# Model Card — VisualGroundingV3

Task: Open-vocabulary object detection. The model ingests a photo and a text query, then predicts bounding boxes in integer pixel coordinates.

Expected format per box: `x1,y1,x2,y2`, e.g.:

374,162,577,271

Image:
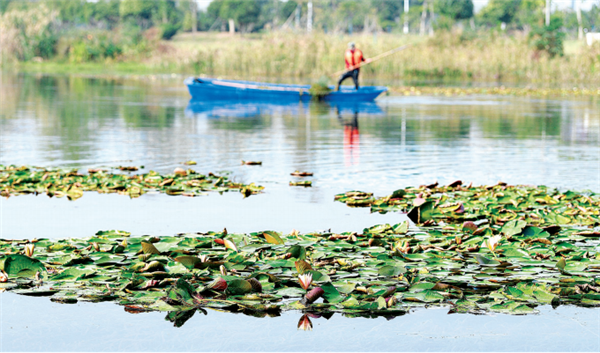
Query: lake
1,73,599,351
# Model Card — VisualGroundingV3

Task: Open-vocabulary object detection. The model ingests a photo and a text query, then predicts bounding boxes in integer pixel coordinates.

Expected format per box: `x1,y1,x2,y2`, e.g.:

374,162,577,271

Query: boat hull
185,77,386,102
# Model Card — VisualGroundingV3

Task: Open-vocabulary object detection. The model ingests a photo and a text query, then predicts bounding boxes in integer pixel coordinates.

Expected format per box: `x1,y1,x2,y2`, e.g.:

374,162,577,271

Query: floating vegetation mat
0,165,264,200
335,181,600,227
391,86,600,98
1,218,599,323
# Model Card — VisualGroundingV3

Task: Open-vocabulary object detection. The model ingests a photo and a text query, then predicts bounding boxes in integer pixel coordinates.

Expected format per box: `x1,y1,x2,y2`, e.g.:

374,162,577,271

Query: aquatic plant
1,214,599,323
335,181,600,227
0,165,264,200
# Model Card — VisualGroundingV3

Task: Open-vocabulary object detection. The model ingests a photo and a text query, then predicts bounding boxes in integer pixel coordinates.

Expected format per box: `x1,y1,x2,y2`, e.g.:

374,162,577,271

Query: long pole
545,0,551,26
331,44,410,77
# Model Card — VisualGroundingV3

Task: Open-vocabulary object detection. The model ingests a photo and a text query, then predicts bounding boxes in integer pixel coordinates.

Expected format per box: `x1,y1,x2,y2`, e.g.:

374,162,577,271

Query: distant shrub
35,33,58,59
530,16,565,58
67,31,123,62
160,23,180,40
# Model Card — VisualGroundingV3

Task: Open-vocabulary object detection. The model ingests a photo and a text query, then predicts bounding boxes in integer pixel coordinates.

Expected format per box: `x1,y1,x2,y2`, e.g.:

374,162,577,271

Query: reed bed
142,31,600,85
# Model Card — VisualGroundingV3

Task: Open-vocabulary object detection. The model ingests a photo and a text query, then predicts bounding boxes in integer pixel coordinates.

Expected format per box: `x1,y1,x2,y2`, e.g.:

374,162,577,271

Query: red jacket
345,49,365,69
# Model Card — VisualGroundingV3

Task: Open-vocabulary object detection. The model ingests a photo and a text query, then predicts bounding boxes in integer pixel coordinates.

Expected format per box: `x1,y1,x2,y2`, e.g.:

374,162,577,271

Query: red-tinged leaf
214,239,225,245
301,287,324,305
206,277,228,291
124,305,147,314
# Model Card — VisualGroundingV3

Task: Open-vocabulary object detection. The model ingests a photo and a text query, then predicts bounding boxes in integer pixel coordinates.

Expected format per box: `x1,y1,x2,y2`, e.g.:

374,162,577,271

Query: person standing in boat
337,42,371,91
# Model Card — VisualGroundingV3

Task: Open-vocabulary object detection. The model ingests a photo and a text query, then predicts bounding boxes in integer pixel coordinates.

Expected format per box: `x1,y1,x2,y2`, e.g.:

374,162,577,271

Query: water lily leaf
502,220,527,237
340,297,360,308
320,282,343,303
275,287,306,298
227,279,253,295
405,289,445,303
1,254,46,278
287,245,306,260
167,278,195,306
391,189,406,199
263,231,285,245
407,201,434,224
333,282,356,294
50,267,95,281
378,265,406,277
474,254,500,266
392,221,409,234
141,242,160,255
295,260,313,274
223,239,238,252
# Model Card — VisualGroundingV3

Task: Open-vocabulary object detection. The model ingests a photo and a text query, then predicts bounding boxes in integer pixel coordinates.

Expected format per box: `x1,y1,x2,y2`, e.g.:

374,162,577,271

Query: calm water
1,73,599,351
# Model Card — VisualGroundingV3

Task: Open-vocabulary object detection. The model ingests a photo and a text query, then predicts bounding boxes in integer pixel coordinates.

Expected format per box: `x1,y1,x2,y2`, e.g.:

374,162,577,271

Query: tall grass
9,31,600,85
143,31,600,85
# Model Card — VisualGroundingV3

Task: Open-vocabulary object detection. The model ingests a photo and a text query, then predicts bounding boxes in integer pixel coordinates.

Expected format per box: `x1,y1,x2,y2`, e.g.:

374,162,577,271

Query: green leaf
378,265,406,277
320,282,343,303
405,289,445,303
473,254,500,266
407,201,434,224
263,231,285,245
141,242,160,255
392,221,409,234
227,279,253,295
287,245,306,260
501,220,527,237
1,254,46,278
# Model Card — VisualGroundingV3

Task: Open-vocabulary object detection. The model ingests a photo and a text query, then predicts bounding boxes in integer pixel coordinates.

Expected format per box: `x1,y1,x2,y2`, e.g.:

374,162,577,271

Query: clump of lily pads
0,165,264,200
1,215,599,325
335,181,599,227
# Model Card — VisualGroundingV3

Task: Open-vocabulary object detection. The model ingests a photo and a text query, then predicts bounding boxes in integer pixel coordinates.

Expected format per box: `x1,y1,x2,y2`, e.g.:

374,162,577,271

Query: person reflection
338,107,360,166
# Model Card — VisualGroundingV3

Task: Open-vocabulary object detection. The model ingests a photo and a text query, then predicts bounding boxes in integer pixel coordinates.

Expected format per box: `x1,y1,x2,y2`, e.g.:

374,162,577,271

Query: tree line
0,0,597,63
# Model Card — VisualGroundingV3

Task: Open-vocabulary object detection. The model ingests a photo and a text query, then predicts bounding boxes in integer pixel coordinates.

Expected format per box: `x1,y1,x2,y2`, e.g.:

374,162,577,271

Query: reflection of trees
0,73,186,164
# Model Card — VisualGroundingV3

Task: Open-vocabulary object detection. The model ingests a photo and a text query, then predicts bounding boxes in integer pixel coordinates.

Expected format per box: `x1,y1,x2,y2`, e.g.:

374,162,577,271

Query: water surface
1,73,599,351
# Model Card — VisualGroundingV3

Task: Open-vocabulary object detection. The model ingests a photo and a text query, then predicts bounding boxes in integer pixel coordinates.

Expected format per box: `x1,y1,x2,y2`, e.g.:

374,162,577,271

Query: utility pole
191,0,197,33
545,0,551,26
420,0,427,36
404,0,409,34
576,0,583,40
307,1,313,33
428,0,434,36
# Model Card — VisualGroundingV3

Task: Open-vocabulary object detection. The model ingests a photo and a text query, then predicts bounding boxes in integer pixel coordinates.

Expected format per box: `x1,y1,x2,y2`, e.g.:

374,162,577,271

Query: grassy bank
7,31,600,87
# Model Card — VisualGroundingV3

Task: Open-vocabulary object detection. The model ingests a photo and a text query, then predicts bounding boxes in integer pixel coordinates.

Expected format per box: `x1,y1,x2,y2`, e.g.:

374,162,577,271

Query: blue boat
184,77,387,102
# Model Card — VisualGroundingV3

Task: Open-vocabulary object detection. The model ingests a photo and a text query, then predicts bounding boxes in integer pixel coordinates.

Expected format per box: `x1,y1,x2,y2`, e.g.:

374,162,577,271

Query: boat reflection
185,100,383,168
185,99,383,120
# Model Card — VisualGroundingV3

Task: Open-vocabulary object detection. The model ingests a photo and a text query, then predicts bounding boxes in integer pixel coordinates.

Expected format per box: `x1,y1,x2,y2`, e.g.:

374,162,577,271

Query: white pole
545,0,551,26
307,1,313,33
576,0,583,40
404,0,409,34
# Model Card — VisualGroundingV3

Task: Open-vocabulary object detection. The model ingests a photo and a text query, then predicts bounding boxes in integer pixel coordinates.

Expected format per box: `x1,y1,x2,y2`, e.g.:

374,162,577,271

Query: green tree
478,0,521,26
436,0,473,20
530,15,565,58
373,0,401,31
